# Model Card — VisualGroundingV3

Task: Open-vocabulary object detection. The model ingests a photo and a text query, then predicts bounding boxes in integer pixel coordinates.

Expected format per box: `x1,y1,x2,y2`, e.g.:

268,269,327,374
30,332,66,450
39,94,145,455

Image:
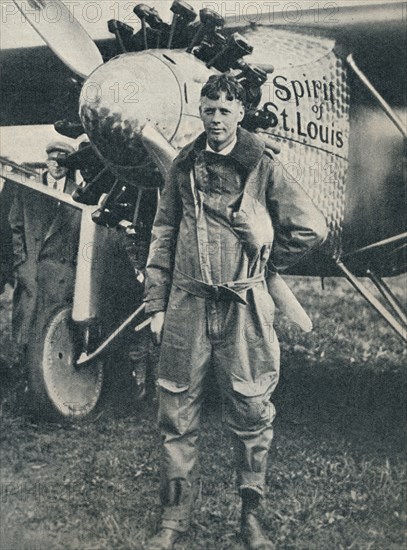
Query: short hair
200,74,246,104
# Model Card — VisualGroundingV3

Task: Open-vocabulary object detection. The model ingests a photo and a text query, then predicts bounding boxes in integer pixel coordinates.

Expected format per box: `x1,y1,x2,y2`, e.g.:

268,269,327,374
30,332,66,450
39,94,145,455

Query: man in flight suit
144,74,327,549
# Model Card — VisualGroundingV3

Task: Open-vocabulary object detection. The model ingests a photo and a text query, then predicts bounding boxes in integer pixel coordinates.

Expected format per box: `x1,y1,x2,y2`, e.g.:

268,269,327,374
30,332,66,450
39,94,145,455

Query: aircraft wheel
27,306,104,421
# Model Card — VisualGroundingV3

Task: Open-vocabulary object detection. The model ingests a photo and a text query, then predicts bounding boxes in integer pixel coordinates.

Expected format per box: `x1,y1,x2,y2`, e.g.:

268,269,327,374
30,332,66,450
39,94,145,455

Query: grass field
0,276,406,550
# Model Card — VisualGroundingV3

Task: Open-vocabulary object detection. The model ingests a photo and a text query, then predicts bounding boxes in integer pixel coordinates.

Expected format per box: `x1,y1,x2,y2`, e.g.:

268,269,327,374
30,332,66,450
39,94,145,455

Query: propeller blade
140,124,178,180
12,0,103,78
267,273,313,333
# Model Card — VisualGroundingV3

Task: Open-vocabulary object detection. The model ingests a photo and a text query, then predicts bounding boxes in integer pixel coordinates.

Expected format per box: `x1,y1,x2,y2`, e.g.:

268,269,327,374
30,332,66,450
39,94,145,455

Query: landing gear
27,306,104,421
336,261,407,342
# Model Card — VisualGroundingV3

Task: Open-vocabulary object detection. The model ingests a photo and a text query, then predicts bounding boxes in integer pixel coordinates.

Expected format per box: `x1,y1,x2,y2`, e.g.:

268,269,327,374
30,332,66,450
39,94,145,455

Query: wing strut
347,54,407,139
336,260,407,342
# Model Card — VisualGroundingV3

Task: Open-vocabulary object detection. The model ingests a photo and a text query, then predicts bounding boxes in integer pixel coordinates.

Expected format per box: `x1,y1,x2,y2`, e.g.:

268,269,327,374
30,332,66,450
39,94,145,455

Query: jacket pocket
231,193,274,259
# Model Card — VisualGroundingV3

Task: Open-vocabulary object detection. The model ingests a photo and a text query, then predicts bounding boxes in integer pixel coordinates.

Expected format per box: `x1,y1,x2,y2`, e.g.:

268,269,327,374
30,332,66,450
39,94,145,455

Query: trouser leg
128,335,150,401
212,288,279,497
221,378,276,497
158,347,211,532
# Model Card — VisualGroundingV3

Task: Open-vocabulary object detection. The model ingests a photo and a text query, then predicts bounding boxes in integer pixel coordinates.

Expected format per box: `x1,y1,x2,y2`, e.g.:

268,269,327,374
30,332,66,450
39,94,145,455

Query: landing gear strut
336,261,407,343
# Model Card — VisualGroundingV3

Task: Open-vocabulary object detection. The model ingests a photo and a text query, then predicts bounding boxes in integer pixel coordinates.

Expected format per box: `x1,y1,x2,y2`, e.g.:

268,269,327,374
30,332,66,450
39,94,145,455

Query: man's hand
150,311,165,345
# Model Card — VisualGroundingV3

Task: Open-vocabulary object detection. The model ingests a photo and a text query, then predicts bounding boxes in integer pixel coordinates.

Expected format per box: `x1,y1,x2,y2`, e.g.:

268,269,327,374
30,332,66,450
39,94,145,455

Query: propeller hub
79,52,182,180
79,50,214,185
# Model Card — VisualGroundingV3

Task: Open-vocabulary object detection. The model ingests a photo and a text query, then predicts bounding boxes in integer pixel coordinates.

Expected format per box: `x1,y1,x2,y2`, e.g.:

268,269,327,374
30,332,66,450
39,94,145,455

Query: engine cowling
79,50,215,187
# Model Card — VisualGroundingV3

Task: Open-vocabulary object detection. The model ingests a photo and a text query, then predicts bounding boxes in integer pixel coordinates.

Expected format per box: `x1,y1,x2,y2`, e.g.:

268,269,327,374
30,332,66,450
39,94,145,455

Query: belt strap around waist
172,270,265,305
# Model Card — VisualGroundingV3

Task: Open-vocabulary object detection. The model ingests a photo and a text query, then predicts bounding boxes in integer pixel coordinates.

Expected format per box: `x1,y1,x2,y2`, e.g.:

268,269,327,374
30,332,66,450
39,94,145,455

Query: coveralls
144,128,327,531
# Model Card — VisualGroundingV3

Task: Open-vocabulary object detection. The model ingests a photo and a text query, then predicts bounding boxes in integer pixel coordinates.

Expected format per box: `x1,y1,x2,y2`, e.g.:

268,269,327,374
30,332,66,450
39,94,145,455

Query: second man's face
199,92,245,152
46,152,68,180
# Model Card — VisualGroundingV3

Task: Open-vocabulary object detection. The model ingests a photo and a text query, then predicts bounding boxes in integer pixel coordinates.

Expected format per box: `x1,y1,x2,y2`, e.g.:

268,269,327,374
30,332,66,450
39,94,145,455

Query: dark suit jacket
8,172,81,345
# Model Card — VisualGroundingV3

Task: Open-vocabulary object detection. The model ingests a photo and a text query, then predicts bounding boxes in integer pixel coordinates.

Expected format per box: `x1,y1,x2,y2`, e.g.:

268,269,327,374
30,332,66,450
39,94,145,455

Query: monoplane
0,0,405,420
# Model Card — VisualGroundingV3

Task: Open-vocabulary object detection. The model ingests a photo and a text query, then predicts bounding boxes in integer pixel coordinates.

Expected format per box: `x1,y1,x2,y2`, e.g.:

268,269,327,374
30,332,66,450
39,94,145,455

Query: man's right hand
150,311,165,345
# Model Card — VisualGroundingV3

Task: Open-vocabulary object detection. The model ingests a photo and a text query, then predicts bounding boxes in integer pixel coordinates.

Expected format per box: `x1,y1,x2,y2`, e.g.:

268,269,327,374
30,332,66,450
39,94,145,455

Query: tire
26,306,104,422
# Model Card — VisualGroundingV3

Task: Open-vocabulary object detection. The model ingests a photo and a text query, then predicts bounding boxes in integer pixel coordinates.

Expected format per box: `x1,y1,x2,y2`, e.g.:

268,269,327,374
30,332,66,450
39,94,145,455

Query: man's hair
200,74,246,104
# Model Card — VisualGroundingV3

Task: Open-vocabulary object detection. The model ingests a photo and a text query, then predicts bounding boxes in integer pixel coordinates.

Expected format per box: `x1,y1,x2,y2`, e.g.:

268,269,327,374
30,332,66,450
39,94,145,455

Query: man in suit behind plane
9,141,80,352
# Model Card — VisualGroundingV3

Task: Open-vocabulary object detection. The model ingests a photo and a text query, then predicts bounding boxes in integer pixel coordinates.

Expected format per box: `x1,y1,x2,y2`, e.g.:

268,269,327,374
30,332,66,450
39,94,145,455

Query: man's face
199,92,245,152
46,152,68,180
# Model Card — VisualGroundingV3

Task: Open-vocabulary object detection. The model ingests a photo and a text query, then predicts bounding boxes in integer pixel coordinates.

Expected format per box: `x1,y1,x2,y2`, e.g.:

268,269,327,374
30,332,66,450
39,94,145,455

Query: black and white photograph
0,1,406,548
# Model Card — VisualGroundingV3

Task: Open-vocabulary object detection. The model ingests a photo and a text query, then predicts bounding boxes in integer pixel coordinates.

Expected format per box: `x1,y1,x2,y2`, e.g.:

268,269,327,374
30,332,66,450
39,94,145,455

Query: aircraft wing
0,38,117,127
222,0,405,34
0,45,78,126
0,0,405,126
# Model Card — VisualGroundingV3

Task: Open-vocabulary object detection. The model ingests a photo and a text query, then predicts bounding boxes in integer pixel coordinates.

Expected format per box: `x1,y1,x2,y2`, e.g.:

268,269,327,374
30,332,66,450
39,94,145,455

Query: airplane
0,0,405,421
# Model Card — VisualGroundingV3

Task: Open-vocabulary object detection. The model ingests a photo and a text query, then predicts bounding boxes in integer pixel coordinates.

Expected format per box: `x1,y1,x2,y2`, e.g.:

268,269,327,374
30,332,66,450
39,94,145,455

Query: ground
0,276,406,550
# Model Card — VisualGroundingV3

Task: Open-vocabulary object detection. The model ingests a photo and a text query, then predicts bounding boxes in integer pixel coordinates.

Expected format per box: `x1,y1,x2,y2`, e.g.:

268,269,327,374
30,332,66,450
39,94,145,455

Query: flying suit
144,127,327,531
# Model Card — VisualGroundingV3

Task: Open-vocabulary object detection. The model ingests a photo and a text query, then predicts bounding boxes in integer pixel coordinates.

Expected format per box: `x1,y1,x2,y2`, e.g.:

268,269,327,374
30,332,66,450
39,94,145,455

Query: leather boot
145,528,181,550
240,489,274,550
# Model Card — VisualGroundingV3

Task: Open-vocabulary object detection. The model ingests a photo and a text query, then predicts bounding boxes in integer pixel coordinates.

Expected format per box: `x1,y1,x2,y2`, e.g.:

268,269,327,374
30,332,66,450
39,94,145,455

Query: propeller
140,124,177,180
12,0,103,79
